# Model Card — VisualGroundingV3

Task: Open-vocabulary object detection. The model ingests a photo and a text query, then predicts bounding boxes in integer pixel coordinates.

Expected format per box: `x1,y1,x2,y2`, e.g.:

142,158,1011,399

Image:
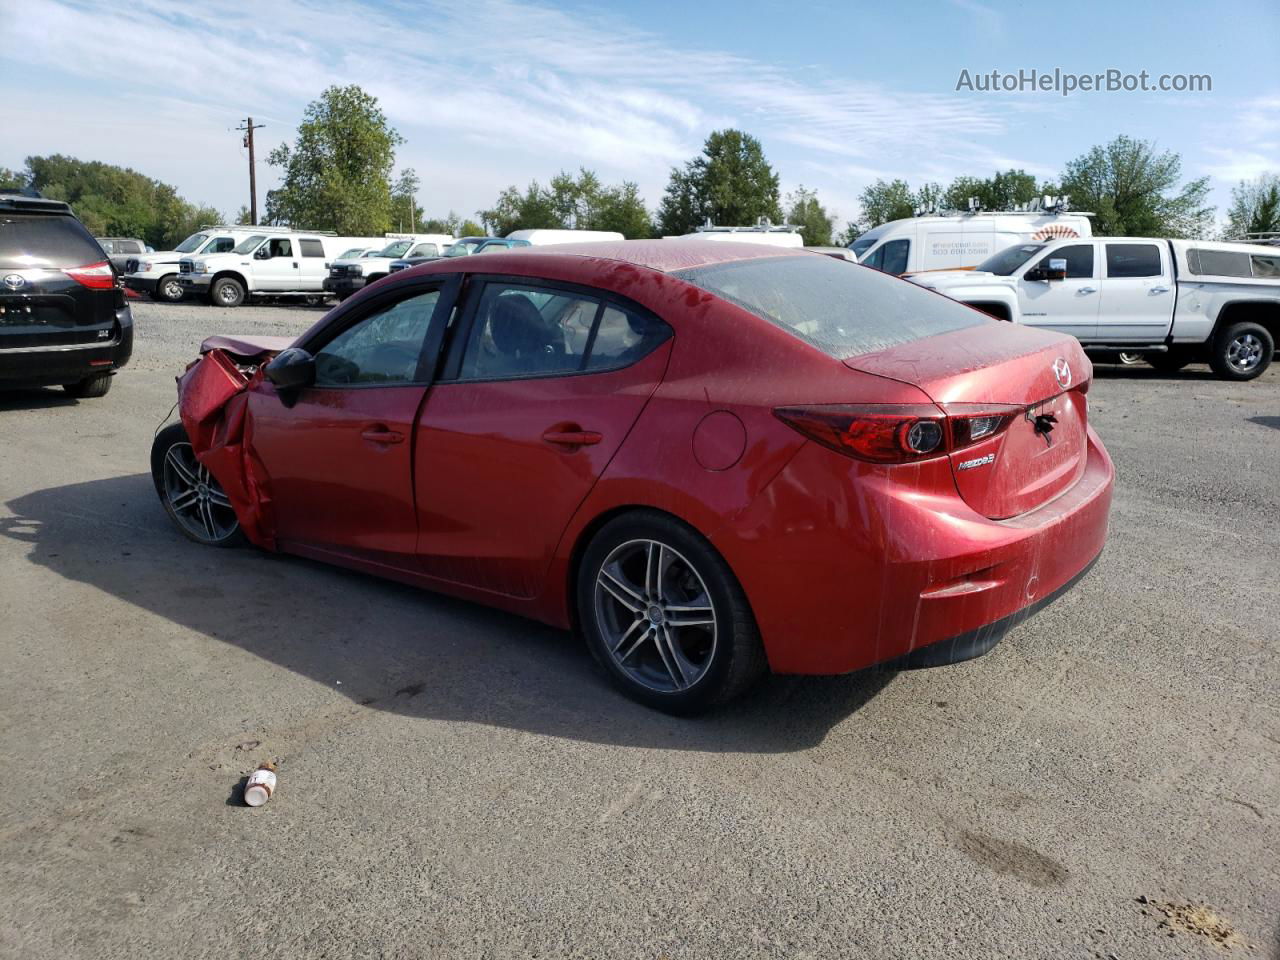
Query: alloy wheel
1226,333,1264,374
161,442,239,543
593,538,718,693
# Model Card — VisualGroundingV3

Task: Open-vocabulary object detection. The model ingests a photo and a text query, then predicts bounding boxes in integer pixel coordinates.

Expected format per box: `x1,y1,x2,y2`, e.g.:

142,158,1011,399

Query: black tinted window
676,255,986,359
1036,244,1094,279
315,289,440,385
1187,249,1251,277
0,214,104,269
880,239,909,274
299,239,325,257
1106,243,1161,278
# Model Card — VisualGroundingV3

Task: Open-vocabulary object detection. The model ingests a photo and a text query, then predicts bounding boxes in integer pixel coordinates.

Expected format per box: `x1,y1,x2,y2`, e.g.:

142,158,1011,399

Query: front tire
576,511,766,713
63,372,113,398
152,274,184,303
1147,352,1191,374
150,423,244,547
211,277,245,308
1210,322,1273,381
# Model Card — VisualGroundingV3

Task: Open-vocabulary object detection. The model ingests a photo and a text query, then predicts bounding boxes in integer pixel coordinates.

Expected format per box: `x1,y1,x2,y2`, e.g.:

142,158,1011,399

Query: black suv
0,193,133,398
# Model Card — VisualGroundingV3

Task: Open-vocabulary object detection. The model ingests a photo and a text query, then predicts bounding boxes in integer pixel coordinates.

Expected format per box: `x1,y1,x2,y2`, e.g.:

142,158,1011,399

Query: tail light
63,261,115,290
775,403,1020,464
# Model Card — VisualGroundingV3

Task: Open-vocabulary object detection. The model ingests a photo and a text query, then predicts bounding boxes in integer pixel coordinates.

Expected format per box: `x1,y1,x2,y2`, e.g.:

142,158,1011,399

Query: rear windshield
0,213,105,269
675,255,986,359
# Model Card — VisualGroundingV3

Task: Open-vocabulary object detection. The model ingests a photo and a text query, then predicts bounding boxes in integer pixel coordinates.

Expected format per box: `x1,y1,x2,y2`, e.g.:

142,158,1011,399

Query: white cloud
4,0,1043,224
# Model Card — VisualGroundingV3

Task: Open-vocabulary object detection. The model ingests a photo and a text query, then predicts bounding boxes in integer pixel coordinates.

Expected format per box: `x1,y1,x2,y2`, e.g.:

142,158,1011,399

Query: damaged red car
151,241,1113,712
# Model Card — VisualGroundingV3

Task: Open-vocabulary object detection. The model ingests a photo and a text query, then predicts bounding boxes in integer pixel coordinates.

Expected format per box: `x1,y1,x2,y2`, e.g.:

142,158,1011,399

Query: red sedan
152,241,1113,712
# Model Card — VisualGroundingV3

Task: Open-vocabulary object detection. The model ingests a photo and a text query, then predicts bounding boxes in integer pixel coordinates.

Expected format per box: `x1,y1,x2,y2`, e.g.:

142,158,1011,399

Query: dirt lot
1,300,1277,959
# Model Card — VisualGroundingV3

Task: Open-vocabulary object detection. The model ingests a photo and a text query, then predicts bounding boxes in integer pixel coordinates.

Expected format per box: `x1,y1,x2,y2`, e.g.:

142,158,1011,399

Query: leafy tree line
849,135,1222,241
0,156,221,250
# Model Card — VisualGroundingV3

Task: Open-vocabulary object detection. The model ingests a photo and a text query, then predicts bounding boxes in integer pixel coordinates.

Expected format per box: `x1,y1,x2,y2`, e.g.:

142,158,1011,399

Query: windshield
337,247,366,260
232,234,267,255
676,254,985,359
975,243,1045,276
848,234,879,258
377,240,414,257
444,239,485,257
175,232,209,254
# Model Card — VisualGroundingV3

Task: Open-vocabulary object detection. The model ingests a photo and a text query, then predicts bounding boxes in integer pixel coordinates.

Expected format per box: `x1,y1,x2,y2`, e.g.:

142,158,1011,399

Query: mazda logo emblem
1052,357,1072,389
3,274,24,290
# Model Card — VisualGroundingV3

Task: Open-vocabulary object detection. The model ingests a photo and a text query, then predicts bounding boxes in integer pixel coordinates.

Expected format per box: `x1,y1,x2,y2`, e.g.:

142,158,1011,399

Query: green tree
0,167,25,190
845,179,915,239
422,212,486,237
785,186,835,245
12,154,220,248
1224,173,1280,238
942,169,1043,212
1058,135,1213,237
479,169,651,238
265,85,404,234
234,205,253,225
391,168,424,232
657,129,782,235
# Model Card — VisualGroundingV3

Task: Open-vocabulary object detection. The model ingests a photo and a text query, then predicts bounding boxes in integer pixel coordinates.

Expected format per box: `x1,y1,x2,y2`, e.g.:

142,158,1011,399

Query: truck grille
329,265,349,278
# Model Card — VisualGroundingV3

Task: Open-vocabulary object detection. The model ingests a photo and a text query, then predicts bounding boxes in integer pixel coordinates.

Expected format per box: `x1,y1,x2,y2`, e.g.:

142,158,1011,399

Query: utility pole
236,117,265,225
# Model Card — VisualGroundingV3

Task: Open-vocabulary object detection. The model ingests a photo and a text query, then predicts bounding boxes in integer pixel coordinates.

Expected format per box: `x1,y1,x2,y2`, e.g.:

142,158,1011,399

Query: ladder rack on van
695,218,802,234
1233,232,1280,247
912,196,1093,219
196,224,338,235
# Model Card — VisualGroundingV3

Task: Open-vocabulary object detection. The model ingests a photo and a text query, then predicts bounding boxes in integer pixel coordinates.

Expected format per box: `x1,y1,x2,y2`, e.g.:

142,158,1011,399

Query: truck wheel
1117,352,1144,365
152,275,184,303
1210,322,1273,381
211,277,245,308
63,372,113,398
1147,352,1191,374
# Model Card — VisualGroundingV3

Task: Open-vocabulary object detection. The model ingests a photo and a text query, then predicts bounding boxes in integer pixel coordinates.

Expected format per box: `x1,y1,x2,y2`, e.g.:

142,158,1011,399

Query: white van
177,231,384,307
850,208,1093,276
123,225,281,302
505,229,624,245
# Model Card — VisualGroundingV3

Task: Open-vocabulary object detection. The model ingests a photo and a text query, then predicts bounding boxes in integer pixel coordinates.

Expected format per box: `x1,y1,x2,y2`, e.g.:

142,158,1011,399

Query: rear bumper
0,307,134,385
726,425,1114,675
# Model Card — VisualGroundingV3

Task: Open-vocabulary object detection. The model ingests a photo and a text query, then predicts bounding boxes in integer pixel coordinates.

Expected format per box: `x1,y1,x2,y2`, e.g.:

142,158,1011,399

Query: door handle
1150,285,1170,294
1078,286,1097,294
361,426,404,445
542,428,603,448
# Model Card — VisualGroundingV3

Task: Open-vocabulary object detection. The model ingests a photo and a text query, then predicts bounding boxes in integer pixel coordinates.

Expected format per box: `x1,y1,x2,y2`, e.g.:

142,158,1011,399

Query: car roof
451,238,809,275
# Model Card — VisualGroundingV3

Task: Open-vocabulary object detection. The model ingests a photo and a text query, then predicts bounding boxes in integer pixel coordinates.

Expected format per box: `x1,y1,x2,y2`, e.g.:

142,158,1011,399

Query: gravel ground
1,300,1277,959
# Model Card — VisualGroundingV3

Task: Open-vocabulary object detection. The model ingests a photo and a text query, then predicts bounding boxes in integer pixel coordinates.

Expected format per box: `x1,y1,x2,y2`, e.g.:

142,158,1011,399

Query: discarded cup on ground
243,762,278,807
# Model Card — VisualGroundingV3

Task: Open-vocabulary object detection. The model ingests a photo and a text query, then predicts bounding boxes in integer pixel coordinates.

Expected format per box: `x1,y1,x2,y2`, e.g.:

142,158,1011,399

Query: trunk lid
844,324,1091,520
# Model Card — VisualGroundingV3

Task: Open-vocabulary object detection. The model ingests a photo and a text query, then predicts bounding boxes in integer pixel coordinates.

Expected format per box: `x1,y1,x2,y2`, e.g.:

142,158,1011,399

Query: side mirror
1045,258,1068,281
264,347,315,405
254,246,272,260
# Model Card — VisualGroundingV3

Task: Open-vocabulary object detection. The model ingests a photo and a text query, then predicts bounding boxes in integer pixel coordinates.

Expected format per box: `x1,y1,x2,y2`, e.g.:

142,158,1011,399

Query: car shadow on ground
1248,415,1280,431
1090,363,1223,381
0,387,82,410
2,473,895,754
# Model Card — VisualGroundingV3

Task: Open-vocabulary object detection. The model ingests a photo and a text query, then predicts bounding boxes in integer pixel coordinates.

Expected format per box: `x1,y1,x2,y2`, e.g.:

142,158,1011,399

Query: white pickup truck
911,237,1280,380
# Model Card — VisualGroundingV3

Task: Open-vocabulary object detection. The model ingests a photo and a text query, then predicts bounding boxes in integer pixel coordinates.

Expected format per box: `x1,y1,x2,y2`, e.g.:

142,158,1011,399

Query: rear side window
1250,254,1280,278
676,254,985,359
585,306,669,370
208,237,236,254
1187,248,1251,277
0,214,105,269
1106,243,1162,278
299,239,325,257
1035,244,1094,279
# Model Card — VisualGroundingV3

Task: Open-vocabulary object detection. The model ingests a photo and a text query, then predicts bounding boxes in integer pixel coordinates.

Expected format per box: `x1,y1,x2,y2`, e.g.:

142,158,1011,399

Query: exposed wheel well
1215,301,1280,343
967,301,1012,322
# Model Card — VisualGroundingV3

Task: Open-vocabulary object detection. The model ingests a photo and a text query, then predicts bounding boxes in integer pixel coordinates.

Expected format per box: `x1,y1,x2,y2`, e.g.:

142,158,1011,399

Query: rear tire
576,511,766,714
211,277,245,308
1210,322,1273,381
150,422,245,547
63,373,113,398
152,274,184,303
1117,351,1144,365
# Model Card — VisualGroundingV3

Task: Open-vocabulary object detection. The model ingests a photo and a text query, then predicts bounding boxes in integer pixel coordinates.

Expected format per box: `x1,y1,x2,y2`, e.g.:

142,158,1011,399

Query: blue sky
3,0,1277,231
